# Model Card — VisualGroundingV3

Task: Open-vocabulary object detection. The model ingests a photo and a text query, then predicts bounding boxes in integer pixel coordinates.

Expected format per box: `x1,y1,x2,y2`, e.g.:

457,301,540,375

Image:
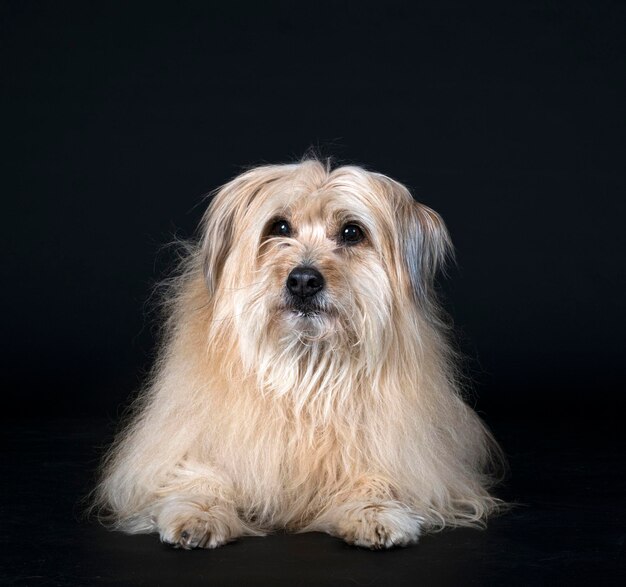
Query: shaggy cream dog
94,159,503,549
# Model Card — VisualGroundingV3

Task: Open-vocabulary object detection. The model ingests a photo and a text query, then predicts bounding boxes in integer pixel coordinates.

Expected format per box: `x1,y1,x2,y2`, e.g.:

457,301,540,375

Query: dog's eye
269,219,291,237
340,224,364,245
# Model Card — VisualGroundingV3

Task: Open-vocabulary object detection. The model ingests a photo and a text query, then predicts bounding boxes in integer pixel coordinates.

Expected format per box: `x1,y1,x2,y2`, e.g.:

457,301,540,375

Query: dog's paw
161,513,235,549
156,498,243,549
335,503,424,550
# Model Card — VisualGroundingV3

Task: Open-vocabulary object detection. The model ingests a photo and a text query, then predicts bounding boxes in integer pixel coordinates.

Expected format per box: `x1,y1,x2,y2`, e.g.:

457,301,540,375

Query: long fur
93,159,504,549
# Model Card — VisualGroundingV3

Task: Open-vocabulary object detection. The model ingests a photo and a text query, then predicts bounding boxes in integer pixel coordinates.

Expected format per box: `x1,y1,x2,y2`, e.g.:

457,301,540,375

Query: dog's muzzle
286,265,325,315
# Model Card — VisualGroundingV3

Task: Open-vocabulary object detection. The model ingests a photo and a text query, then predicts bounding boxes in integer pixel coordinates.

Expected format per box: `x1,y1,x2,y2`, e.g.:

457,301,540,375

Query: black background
2,1,625,585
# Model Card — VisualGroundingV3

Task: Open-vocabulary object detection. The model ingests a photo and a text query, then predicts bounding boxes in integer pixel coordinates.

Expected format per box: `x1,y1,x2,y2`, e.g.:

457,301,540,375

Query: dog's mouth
290,309,322,318
280,298,330,319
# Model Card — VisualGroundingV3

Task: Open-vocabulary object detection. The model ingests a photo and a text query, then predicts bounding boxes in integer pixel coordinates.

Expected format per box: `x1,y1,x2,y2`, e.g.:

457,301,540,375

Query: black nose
286,266,325,298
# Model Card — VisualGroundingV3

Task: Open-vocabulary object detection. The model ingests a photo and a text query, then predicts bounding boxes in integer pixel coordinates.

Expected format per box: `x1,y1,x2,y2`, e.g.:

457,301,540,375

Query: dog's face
201,161,450,394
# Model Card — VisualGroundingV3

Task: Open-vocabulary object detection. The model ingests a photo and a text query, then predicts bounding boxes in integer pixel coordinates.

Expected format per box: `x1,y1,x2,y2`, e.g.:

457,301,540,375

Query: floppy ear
199,166,286,295
398,197,453,305
200,187,236,297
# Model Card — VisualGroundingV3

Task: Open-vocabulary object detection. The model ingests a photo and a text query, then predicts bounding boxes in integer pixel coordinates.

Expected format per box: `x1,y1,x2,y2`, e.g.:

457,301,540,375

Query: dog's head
200,160,451,394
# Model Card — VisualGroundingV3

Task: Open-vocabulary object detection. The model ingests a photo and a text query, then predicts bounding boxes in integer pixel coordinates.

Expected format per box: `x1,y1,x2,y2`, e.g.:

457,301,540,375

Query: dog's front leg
148,459,260,549
308,477,424,549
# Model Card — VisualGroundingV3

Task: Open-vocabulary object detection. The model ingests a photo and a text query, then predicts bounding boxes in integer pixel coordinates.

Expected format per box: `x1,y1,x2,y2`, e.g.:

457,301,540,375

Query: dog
94,159,503,550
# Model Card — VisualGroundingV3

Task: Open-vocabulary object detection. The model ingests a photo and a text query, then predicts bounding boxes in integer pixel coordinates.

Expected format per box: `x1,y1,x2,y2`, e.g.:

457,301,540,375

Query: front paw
156,498,243,550
161,514,233,549
335,502,424,550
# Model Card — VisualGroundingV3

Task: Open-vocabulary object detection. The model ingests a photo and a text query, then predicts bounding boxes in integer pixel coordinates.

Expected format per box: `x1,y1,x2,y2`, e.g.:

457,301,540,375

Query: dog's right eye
269,219,291,237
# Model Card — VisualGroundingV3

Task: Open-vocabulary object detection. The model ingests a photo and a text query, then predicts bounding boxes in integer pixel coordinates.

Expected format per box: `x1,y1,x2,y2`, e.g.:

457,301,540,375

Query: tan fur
93,159,504,549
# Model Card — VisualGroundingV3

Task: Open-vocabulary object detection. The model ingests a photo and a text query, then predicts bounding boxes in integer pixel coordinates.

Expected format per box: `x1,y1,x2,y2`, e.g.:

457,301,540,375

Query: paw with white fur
333,502,424,550
155,496,249,550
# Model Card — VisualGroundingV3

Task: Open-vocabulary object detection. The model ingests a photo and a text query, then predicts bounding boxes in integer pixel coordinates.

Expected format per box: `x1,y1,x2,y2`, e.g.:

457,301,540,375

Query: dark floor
1,417,624,586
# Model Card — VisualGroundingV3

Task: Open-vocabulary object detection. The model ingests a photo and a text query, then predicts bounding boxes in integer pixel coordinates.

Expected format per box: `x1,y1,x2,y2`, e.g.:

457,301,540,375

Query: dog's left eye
269,219,292,237
340,224,364,245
